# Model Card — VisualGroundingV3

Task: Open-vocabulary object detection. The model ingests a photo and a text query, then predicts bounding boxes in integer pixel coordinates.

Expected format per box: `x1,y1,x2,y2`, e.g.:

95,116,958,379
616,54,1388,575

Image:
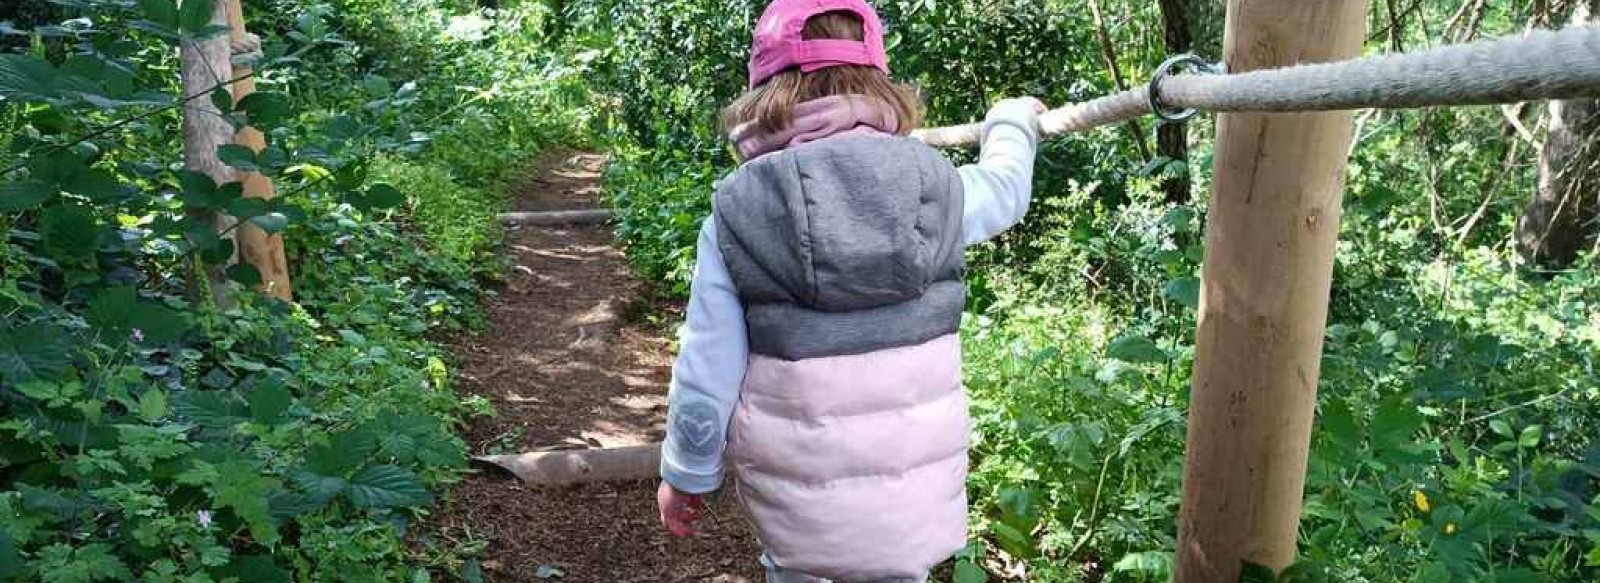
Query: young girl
657,1,1042,581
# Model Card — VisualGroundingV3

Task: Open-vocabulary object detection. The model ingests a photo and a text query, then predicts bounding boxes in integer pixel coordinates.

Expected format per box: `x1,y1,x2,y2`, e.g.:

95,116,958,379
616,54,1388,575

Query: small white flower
131,328,145,342
196,509,213,528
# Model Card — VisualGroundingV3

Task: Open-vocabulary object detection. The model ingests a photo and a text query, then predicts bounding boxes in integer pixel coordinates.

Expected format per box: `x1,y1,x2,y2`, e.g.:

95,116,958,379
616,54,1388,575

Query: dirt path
432,151,761,582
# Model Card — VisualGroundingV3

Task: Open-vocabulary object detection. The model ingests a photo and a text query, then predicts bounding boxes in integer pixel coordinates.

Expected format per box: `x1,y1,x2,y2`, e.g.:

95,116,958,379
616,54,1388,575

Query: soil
429,151,763,583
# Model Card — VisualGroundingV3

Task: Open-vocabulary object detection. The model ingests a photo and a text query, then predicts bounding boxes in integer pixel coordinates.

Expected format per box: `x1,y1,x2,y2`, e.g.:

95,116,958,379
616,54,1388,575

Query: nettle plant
1,2,467,581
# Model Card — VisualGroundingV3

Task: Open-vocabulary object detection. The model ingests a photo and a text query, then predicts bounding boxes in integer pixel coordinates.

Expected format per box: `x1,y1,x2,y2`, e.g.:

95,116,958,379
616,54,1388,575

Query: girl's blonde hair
721,11,924,135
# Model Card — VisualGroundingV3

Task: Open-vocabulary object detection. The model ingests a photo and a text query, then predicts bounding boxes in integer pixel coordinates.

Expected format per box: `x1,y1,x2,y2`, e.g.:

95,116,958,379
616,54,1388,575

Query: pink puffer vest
713,134,969,581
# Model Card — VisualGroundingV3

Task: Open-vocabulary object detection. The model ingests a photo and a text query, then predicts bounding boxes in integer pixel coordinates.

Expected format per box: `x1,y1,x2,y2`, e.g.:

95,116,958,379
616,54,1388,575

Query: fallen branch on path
474,443,661,486
498,209,614,226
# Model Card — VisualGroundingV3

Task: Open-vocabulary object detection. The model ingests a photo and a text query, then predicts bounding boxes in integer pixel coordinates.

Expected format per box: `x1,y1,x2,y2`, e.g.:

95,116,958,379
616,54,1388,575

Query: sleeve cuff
660,461,723,494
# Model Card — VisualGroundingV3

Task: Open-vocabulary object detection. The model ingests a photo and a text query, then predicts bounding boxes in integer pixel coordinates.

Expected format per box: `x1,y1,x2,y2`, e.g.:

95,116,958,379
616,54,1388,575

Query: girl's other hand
657,481,705,537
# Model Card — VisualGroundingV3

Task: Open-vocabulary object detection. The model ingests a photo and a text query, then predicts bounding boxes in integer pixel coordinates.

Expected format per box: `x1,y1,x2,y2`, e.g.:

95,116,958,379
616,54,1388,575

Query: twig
1087,0,1152,161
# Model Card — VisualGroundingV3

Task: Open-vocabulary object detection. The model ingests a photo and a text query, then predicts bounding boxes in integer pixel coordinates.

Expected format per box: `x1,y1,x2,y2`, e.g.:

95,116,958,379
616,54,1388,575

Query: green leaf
345,465,432,509
0,323,73,383
1111,551,1173,581
1240,561,1278,583
0,180,56,211
172,391,249,430
87,286,190,344
210,86,235,115
64,169,123,202
0,54,57,101
1164,277,1200,309
1107,335,1167,364
306,429,378,476
178,0,216,34
247,381,292,424
0,531,19,579
353,183,405,210
137,0,179,29
238,92,292,127
138,389,169,422
217,144,258,171
953,561,987,583
248,212,289,234
988,521,1039,559
227,263,263,286
211,459,281,545
214,555,291,583
40,204,100,261
1371,397,1423,449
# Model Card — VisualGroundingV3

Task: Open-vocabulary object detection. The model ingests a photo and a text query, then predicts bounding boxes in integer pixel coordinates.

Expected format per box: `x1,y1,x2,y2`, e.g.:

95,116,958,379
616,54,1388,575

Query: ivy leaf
248,212,289,235
1107,335,1167,364
238,92,291,128
0,323,73,383
345,465,432,509
0,180,56,212
136,0,180,29
172,391,249,430
217,144,258,171
227,263,263,287
1164,277,1200,309
178,0,216,35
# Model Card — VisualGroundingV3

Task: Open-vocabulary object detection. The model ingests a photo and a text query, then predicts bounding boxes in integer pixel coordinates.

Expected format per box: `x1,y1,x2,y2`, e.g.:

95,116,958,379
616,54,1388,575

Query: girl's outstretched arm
959,98,1044,246
660,216,749,497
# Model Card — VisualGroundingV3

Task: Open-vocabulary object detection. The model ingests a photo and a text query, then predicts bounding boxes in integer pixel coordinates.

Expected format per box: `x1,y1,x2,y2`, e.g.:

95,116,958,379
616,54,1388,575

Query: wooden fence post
179,0,238,309
1174,0,1367,581
224,0,293,300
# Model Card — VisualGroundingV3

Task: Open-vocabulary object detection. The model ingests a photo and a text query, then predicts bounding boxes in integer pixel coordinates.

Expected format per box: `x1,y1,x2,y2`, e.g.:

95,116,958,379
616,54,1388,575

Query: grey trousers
760,554,928,583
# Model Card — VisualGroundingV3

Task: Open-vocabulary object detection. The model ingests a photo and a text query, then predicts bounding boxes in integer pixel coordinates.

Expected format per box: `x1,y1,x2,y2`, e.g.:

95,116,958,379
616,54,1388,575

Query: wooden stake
1174,0,1366,581
179,0,238,310
475,444,661,486
224,0,293,300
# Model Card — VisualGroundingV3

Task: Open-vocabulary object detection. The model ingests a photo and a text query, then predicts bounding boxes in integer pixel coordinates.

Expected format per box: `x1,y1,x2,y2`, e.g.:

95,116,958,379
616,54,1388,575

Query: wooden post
180,0,238,309
224,0,293,300
1174,0,1366,581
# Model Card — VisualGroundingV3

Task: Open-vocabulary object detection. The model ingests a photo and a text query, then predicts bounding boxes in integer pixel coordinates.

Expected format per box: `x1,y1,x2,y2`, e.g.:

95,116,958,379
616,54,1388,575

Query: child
657,0,1042,581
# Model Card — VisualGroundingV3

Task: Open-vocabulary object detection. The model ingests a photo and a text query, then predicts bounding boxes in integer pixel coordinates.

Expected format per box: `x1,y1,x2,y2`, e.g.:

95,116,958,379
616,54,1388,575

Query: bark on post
224,0,293,300
1515,0,1600,268
1174,0,1366,581
180,0,238,309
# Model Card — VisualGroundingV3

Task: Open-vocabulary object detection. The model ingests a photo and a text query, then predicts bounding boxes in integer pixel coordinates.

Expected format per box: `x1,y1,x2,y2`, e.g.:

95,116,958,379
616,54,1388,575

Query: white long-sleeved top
661,103,1041,493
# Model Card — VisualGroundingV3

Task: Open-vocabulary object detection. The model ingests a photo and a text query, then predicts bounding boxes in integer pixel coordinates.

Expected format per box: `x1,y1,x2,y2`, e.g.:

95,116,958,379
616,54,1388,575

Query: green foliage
0,0,586,579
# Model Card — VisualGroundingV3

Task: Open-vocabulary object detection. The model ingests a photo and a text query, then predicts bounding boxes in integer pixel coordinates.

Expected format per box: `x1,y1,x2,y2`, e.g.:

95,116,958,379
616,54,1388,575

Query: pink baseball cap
747,0,890,88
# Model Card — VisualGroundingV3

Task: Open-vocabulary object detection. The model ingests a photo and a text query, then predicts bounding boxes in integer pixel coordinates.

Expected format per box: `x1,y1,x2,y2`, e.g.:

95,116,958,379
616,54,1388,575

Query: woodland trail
430,151,760,582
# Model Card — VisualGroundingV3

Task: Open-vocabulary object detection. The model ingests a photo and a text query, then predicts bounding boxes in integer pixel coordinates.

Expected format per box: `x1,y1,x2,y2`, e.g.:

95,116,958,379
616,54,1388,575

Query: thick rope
914,26,1600,148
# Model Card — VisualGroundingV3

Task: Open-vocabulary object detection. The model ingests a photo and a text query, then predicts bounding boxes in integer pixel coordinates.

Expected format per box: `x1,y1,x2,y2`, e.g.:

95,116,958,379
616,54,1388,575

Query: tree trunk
224,0,293,301
180,0,238,310
1174,0,1366,580
1516,0,1600,268
1158,0,1195,203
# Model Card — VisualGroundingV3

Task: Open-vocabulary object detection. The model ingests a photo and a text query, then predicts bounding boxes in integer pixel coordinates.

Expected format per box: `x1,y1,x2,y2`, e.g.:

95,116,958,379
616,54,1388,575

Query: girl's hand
657,481,705,537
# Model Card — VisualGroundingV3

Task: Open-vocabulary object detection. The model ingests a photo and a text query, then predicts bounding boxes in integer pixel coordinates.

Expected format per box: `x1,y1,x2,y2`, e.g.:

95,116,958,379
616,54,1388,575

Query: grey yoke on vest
713,134,966,361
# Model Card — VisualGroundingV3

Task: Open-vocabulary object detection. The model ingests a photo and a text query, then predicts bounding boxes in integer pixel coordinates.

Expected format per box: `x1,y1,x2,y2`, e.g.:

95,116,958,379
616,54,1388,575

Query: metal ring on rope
1148,54,1222,122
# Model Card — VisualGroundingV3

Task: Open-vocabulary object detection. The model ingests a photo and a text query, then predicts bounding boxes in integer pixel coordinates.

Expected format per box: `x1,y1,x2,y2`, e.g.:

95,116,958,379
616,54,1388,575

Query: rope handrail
912,26,1600,148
